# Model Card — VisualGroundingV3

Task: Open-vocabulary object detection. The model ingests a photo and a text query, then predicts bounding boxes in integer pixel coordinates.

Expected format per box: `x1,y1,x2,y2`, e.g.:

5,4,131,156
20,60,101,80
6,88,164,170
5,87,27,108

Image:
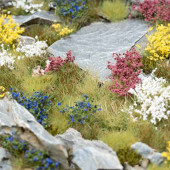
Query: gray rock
0,147,12,170
123,163,136,170
13,11,60,26
48,19,148,81
131,142,164,166
140,158,149,169
56,128,123,170
133,165,145,170
49,2,57,9
0,0,12,9
19,36,36,46
0,96,68,168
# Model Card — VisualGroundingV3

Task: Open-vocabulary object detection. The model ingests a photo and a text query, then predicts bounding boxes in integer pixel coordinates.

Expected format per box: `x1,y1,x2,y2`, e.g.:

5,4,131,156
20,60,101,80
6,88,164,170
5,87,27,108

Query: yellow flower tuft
0,86,6,98
136,44,141,49
52,24,73,37
162,141,170,167
145,24,170,62
0,15,25,46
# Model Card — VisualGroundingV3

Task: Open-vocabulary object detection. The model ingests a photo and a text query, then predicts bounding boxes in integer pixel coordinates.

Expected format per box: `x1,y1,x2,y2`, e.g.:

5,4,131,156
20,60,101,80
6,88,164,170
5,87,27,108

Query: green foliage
22,24,59,46
148,164,170,170
117,147,142,166
130,120,170,151
57,94,101,124
141,55,157,74
1,134,28,157
98,0,128,22
98,131,138,151
155,60,170,83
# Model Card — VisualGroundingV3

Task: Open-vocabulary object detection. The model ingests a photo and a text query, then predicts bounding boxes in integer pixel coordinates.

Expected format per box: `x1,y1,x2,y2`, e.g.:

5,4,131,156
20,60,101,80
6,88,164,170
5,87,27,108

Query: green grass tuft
98,0,128,22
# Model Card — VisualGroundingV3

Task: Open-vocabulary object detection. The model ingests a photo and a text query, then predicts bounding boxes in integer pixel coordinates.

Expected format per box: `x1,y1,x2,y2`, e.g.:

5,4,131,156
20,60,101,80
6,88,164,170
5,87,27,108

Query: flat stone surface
0,0,12,8
13,11,60,26
48,19,148,80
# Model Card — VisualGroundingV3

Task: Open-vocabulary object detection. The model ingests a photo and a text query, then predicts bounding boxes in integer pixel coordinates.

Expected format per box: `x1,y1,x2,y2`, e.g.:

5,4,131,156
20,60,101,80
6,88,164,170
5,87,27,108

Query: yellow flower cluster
145,24,170,61
162,141,170,167
52,23,73,37
0,15,25,45
0,86,6,98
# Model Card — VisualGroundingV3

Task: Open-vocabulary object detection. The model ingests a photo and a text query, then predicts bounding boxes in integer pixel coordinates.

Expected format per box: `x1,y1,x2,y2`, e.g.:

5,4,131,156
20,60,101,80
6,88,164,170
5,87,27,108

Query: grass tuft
98,0,128,22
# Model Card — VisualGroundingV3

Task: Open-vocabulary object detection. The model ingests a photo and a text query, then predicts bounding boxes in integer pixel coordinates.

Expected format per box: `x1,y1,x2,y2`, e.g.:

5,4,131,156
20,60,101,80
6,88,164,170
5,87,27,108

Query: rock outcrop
0,96,68,168
56,128,123,170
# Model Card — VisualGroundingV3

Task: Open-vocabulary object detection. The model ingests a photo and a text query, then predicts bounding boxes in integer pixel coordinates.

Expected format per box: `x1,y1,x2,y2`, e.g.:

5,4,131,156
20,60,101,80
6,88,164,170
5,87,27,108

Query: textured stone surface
0,96,68,168
48,19,148,80
0,147,12,170
13,11,60,26
56,128,123,170
19,36,36,46
131,142,164,166
0,0,12,8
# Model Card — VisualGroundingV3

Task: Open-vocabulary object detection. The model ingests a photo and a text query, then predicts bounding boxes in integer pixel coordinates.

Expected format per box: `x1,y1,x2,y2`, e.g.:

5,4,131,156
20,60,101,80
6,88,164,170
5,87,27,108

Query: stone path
13,11,60,26
48,19,148,80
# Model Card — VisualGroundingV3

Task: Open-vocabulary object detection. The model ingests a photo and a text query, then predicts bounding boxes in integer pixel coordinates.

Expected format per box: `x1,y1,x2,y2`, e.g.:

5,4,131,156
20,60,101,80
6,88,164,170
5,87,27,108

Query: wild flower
12,0,43,14
0,14,24,45
0,44,15,69
10,89,52,127
132,0,170,22
25,149,60,170
56,0,87,20
2,133,59,169
162,141,170,167
16,39,48,58
128,69,170,125
52,23,73,37
145,24,170,61
45,51,75,72
2,133,28,156
57,94,101,124
0,85,6,98
107,49,143,96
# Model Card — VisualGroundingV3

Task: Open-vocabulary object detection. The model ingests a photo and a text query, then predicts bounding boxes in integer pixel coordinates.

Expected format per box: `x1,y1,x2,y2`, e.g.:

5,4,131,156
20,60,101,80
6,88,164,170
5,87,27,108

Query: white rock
56,128,123,170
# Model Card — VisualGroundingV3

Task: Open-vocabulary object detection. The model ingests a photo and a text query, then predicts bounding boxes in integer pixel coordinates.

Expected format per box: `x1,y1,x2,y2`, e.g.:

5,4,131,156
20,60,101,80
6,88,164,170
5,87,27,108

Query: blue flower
97,108,101,111
33,157,38,162
13,145,18,150
86,102,91,108
55,162,59,168
57,102,61,106
69,115,74,122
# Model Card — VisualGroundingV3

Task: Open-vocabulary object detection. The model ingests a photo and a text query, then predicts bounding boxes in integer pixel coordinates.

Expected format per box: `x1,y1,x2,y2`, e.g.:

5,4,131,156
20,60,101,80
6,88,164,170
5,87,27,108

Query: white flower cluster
16,40,48,58
0,45,15,69
128,70,170,125
12,0,43,14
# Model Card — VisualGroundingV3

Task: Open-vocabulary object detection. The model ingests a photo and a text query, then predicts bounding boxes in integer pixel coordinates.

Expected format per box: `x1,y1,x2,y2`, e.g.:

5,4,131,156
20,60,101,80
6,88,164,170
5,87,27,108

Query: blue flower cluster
3,133,59,170
56,0,87,19
25,149,59,170
57,94,101,124
2,133,28,156
10,89,52,127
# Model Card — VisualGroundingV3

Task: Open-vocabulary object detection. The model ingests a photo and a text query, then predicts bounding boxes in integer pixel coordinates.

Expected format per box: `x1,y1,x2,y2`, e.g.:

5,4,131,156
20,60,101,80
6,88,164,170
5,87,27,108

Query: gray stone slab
48,19,148,80
13,11,60,26
56,128,123,170
131,142,164,166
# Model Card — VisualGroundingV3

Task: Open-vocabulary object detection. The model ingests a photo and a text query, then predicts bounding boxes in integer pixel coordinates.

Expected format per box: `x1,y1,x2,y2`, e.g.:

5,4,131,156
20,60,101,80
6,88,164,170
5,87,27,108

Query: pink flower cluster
107,49,143,96
45,51,75,72
132,0,170,22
